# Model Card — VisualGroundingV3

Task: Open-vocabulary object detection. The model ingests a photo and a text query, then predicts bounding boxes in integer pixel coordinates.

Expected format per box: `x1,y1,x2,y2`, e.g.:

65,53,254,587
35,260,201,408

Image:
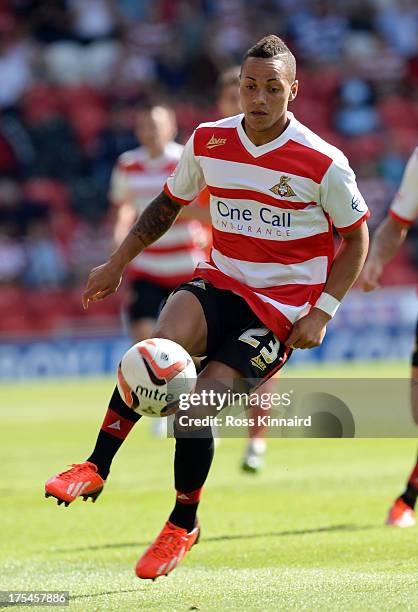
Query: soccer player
45,35,369,579
361,146,418,528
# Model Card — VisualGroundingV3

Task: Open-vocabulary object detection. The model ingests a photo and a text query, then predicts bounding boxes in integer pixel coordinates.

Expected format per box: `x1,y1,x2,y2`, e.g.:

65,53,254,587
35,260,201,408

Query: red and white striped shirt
110,142,208,287
389,146,418,226
164,113,369,342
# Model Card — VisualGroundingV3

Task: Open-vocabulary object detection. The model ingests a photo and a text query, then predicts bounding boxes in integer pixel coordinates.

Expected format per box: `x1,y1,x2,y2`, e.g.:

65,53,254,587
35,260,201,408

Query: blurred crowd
0,0,417,331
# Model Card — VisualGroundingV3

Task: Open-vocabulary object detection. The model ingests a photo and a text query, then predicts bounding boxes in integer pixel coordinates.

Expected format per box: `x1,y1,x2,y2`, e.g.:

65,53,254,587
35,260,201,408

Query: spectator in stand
0,13,34,110
22,0,73,45
375,0,418,59
286,0,349,63
0,221,26,284
334,77,380,137
68,0,121,44
23,216,68,288
91,102,138,188
68,218,112,285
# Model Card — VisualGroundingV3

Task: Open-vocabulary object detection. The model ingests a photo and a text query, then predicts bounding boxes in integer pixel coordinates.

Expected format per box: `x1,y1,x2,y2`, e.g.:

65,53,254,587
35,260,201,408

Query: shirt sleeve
320,155,369,233
109,161,129,206
164,132,206,205
390,147,418,226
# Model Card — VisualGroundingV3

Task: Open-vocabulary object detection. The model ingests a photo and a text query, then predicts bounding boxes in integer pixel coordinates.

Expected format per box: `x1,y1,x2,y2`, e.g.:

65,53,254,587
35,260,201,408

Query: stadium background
0,0,416,378
1,2,418,609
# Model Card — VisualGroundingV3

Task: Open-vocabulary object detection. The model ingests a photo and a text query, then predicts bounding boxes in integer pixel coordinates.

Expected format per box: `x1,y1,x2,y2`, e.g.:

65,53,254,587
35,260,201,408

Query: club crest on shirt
206,134,227,149
270,175,296,198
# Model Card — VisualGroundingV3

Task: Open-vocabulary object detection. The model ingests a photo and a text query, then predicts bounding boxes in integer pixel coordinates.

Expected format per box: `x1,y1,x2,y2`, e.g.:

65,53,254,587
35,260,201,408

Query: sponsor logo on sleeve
351,195,366,213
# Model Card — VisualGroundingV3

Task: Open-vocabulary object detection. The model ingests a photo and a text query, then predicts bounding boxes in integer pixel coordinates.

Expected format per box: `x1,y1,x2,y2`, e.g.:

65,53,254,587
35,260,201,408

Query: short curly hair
242,35,296,83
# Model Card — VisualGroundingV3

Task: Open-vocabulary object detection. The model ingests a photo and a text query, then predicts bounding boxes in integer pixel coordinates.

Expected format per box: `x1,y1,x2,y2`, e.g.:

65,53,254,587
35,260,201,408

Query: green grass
1,361,417,610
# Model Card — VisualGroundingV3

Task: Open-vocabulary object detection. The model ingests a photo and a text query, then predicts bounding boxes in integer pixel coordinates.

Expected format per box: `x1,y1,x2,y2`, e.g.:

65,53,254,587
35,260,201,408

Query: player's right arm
360,147,418,292
82,192,183,308
82,132,205,309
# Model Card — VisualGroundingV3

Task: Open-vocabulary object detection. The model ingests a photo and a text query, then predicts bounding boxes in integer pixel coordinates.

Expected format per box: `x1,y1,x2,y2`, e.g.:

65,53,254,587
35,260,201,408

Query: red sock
87,387,141,478
169,488,203,532
407,462,418,489
101,408,137,439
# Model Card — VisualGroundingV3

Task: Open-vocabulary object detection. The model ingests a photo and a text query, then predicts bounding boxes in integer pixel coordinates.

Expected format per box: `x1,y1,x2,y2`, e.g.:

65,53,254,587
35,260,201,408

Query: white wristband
315,292,341,318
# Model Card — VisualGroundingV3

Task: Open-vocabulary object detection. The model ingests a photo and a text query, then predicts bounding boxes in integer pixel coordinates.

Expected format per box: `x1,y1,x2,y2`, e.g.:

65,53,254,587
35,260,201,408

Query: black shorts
126,278,173,323
173,279,292,386
413,318,418,367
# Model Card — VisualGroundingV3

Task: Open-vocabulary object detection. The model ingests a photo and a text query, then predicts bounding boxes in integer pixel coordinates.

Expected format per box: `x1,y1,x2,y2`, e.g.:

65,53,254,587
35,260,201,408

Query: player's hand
286,308,330,350
359,259,383,292
82,260,124,309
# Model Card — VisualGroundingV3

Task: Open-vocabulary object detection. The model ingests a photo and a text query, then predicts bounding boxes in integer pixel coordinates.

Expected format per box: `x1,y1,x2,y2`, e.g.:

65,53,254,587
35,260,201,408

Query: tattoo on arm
131,192,182,249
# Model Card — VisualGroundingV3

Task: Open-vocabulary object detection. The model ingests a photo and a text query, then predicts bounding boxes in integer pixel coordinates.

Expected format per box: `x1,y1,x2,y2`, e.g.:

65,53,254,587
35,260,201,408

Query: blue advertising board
0,288,415,380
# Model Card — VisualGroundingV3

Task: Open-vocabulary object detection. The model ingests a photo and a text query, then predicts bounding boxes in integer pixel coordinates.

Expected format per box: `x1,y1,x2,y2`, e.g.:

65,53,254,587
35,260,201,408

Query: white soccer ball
116,338,196,418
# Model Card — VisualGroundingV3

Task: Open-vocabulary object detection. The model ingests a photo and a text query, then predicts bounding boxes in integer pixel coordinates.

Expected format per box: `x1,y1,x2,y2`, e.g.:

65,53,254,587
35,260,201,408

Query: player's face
135,108,175,152
240,57,298,143
217,83,241,118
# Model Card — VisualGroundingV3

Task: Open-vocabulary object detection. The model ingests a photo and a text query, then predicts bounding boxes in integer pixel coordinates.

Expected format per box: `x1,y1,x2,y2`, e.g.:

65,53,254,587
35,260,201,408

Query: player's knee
151,323,182,345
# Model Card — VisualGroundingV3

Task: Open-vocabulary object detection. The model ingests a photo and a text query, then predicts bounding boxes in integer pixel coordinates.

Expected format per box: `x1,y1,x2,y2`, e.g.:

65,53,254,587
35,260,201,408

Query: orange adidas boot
45,461,105,506
386,498,416,527
135,520,200,580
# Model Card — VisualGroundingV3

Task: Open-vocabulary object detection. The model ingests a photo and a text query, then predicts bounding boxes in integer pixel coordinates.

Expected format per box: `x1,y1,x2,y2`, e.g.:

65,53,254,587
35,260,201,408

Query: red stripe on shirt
194,128,333,183
212,227,334,265
196,265,294,342
164,182,192,205
252,282,325,307
145,242,198,254
389,209,415,227
207,185,312,210
336,211,370,234
118,160,146,173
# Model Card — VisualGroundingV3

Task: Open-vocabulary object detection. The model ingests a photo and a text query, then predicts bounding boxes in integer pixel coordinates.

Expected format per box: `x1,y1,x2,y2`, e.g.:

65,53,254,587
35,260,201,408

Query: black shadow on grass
70,588,141,601
52,523,375,553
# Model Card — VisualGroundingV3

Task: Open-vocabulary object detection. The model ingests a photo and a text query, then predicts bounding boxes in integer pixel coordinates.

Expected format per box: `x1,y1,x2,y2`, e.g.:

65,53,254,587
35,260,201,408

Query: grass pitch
1,361,417,611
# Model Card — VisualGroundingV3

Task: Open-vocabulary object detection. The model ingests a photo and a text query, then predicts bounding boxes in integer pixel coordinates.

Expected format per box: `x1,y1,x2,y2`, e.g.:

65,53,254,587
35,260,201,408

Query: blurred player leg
241,376,278,473
386,364,418,527
386,333,418,527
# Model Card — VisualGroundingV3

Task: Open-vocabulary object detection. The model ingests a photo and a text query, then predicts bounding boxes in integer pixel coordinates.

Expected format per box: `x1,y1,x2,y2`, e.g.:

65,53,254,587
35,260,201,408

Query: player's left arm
287,223,369,349
360,216,410,291
361,147,418,291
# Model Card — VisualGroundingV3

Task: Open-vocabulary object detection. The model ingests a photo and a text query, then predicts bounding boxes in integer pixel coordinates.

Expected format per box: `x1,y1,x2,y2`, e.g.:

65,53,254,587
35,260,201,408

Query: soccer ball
116,338,196,418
